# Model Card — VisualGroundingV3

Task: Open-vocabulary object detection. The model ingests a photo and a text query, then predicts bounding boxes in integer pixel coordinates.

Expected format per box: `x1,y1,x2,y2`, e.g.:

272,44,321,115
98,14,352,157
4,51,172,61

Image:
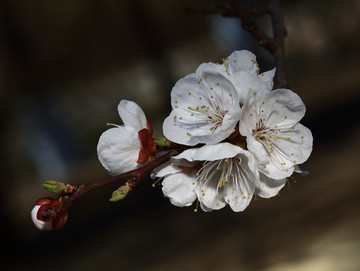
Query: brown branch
186,0,289,88
268,0,288,88
62,148,183,208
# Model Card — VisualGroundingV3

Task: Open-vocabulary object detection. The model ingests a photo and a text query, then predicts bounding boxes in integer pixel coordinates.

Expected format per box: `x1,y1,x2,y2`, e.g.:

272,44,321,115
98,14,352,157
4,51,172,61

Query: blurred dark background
1,0,359,270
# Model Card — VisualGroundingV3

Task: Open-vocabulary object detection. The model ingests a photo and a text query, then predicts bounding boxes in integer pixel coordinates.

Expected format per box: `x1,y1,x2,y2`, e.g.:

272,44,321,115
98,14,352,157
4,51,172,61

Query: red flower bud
31,197,69,231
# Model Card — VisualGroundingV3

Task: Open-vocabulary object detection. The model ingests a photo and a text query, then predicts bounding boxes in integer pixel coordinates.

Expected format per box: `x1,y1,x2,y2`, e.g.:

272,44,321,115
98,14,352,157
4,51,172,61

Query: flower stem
62,148,181,208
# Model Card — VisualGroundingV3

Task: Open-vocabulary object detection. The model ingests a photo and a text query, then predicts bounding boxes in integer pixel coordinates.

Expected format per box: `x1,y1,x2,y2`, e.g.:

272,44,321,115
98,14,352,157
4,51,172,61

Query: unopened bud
42,181,78,195
154,137,172,147
31,197,69,231
109,182,134,202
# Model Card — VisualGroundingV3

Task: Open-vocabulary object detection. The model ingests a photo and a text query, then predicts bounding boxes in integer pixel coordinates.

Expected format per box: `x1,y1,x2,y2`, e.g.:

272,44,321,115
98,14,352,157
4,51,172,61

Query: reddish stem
62,148,181,207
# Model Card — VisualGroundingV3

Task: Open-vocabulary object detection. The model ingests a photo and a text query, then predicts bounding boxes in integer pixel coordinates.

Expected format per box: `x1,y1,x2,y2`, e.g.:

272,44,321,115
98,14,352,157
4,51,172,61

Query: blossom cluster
31,50,313,230
98,50,312,213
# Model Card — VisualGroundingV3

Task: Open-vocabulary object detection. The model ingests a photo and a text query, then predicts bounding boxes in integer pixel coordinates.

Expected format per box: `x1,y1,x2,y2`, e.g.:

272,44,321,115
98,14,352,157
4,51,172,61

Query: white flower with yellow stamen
239,88,313,179
163,71,241,146
156,143,259,212
97,100,156,176
197,50,276,92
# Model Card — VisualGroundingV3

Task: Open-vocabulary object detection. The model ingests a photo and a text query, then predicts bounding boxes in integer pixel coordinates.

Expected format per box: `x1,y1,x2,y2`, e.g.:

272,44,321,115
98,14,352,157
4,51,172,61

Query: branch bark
186,0,289,88
62,148,182,207
268,0,288,88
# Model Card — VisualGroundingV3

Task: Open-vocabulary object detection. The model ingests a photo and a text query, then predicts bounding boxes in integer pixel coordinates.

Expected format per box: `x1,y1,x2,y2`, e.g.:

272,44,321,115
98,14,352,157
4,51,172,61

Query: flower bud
42,181,78,195
31,197,69,231
154,137,172,148
109,182,134,202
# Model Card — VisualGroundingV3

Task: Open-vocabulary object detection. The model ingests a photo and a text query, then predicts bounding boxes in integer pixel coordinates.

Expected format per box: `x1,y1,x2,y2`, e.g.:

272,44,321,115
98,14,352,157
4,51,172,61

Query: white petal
264,163,294,179
246,135,269,165
151,161,182,178
162,172,197,207
199,201,214,212
225,152,257,212
225,50,258,74
262,89,306,127
31,205,53,231
259,68,276,90
196,62,224,75
174,143,244,162
263,123,312,179
256,173,286,198
118,100,147,131
227,188,254,212
229,71,268,105
195,179,226,211
97,126,141,175
164,72,240,145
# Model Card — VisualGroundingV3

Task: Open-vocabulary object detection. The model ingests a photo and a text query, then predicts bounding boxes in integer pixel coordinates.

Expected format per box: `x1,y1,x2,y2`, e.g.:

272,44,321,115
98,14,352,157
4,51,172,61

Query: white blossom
155,143,259,212
239,88,313,179
97,100,154,176
197,50,276,93
163,71,241,146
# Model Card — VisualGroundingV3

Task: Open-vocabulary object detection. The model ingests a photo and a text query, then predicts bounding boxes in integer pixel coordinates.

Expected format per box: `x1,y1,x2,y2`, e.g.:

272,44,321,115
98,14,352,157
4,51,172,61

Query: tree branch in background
186,0,288,88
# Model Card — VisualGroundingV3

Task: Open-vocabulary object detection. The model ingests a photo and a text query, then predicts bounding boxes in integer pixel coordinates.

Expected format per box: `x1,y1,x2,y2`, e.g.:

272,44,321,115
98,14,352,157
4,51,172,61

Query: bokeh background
1,0,360,270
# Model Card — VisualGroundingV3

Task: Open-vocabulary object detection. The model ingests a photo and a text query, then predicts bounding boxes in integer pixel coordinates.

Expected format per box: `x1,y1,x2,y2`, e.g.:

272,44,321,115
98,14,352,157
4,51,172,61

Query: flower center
194,157,253,201
187,105,227,132
253,119,293,169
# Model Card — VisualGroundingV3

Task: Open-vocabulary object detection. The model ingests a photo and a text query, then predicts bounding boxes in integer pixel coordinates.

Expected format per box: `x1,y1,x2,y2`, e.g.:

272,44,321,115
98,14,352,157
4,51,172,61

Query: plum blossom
97,100,155,176
154,143,259,212
197,50,275,95
163,71,241,146
239,88,313,179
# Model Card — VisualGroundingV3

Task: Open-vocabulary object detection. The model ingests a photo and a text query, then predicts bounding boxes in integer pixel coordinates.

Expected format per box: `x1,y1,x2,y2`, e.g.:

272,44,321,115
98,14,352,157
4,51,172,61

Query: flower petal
259,68,275,90
174,142,244,162
118,100,147,132
263,123,313,179
225,152,257,212
225,50,258,74
229,71,268,105
256,173,286,198
262,88,306,127
246,135,269,165
164,72,240,145
195,179,226,211
196,62,224,75
151,161,182,178
97,126,141,175
162,172,197,207
31,205,53,231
